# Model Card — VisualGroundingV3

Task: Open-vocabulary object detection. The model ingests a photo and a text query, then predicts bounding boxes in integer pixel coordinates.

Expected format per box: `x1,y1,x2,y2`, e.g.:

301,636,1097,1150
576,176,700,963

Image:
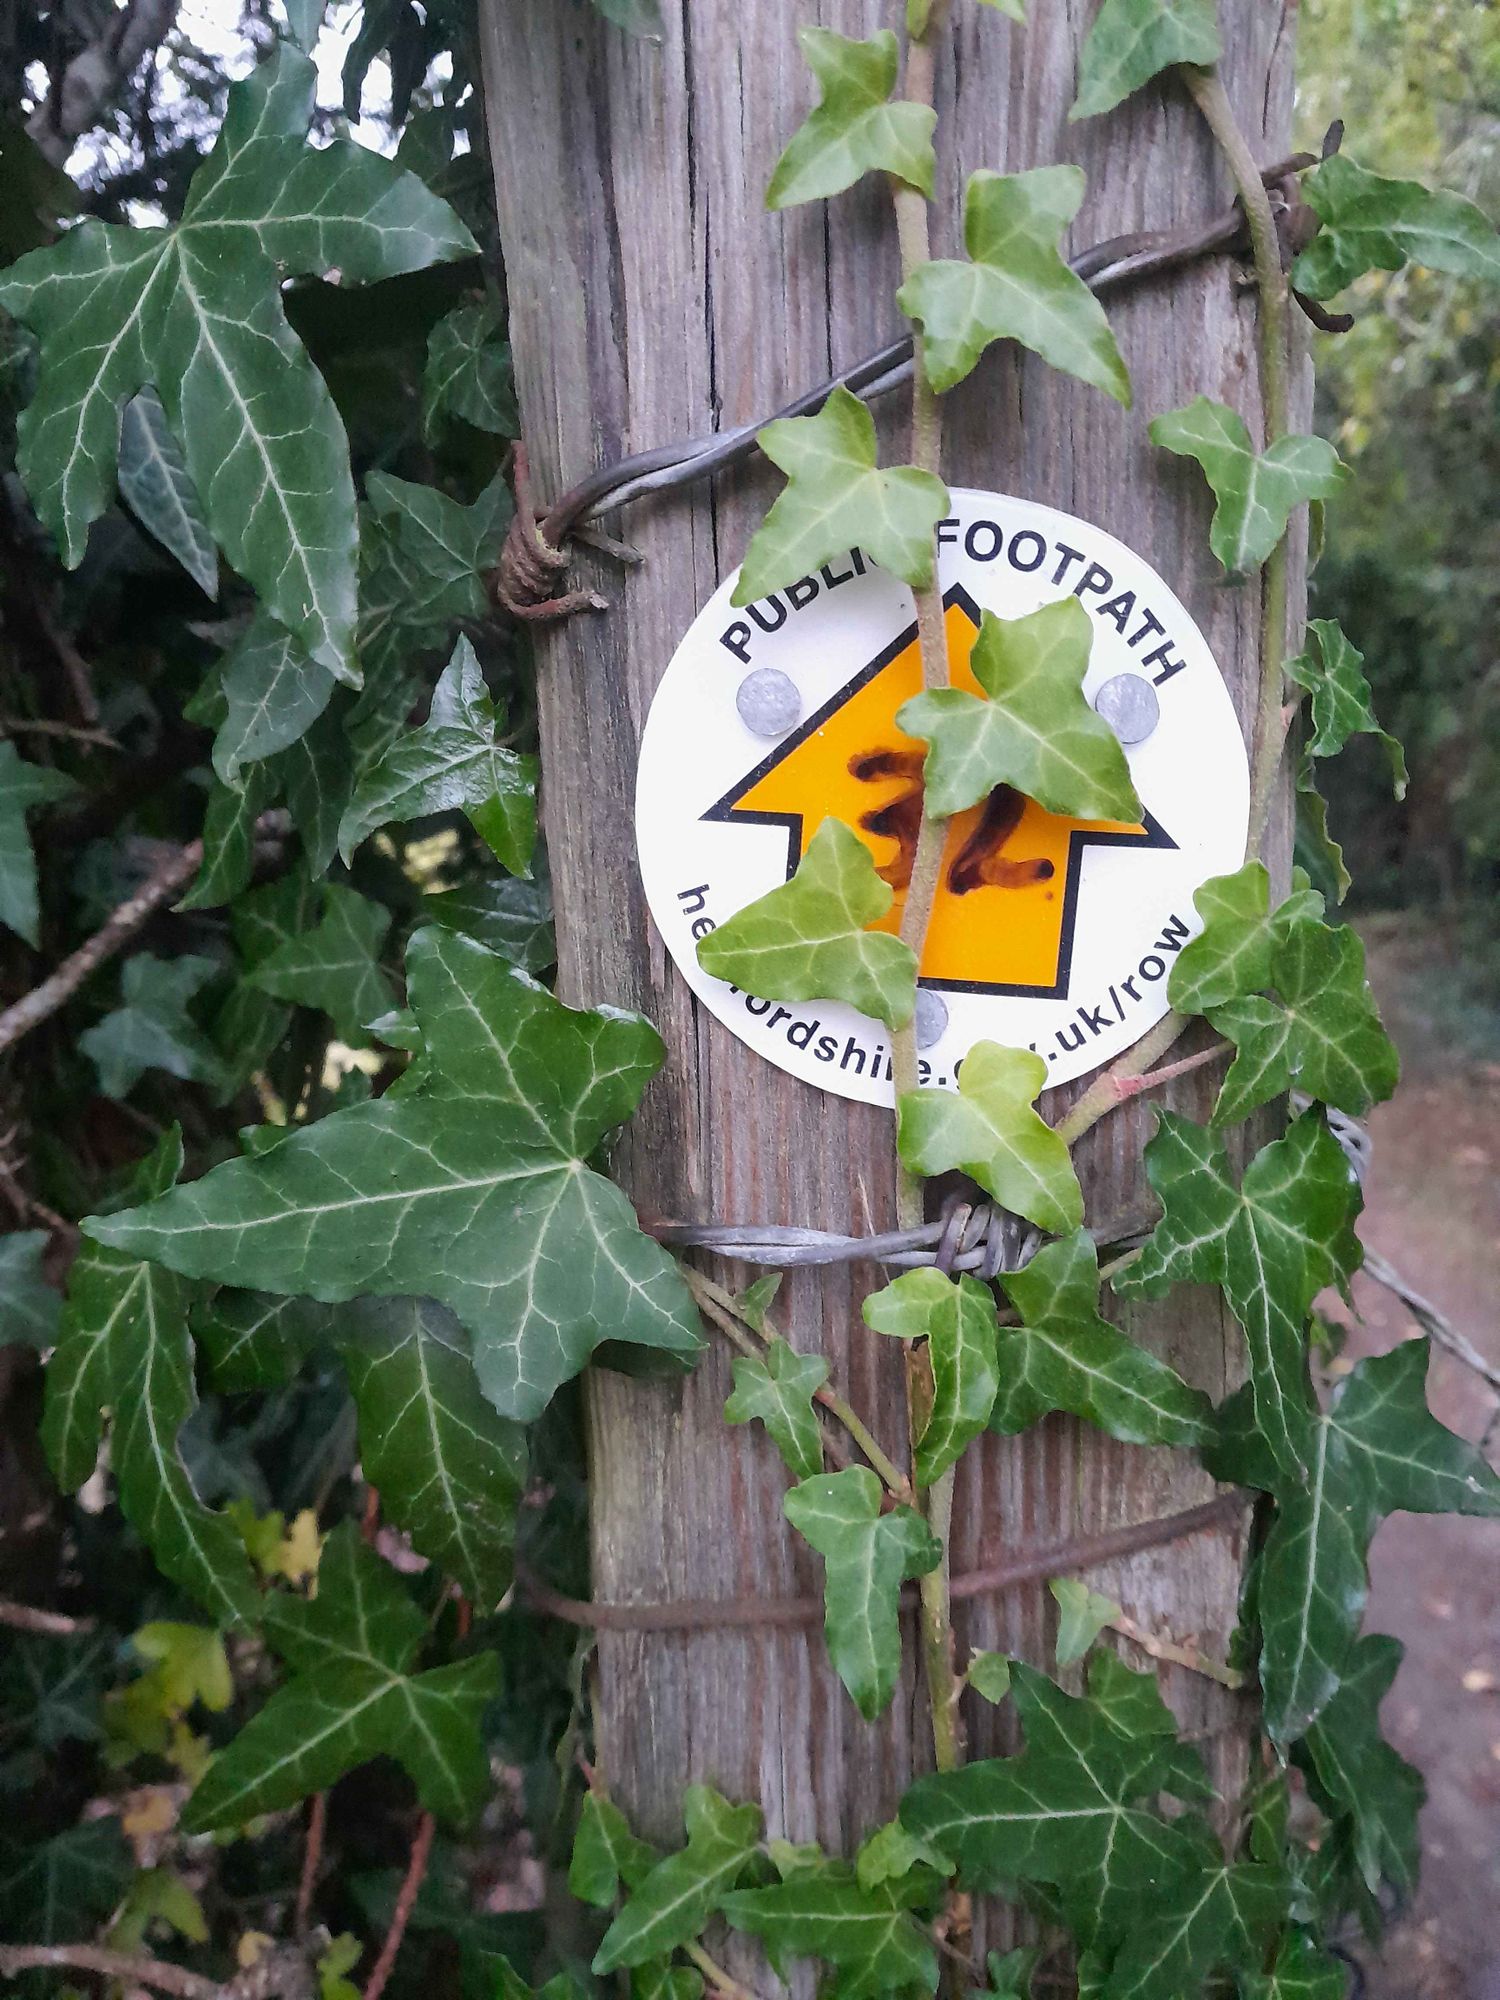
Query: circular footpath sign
634,489,1250,1108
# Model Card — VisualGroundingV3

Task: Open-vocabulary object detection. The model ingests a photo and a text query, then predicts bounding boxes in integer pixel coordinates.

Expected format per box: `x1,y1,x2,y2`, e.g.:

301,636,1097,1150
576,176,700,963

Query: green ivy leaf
338,638,537,873
0,46,476,678
423,301,518,440
1207,916,1399,1125
993,1234,1211,1447
85,927,703,1422
1116,1111,1359,1482
724,1337,829,1483
213,611,336,787
570,1791,658,1908
784,1466,942,1720
1293,747,1350,904
897,1043,1082,1236
898,598,1141,821
1049,1579,1121,1667
1208,1341,1500,1744
589,0,665,37
246,882,394,1044
1293,152,1500,302
1148,399,1348,576
863,1270,1000,1485
182,1524,497,1830
723,1864,940,2000
766,29,936,211
1285,619,1407,798
735,386,948,605
1298,1634,1422,1900
698,818,918,1031
358,471,511,687
1070,0,1221,121
43,1129,259,1626
966,1652,1013,1704
0,741,77,946
193,1289,325,1392
0,1819,133,1947
79,953,226,1100
1101,1846,1286,2000
898,169,1130,401
118,385,219,597
179,761,279,910
854,1820,952,1892
1242,1932,1351,2000
1167,861,1323,1015
333,1296,526,1611
0,1231,59,1349
593,1786,762,1973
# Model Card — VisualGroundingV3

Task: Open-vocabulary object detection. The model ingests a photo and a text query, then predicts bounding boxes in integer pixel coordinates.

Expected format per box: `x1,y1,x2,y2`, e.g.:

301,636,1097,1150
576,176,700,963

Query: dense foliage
0,5,1496,2000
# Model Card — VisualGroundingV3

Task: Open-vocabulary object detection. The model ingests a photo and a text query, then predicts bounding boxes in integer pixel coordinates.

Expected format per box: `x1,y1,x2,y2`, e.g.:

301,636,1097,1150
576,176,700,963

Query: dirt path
1334,920,1500,1999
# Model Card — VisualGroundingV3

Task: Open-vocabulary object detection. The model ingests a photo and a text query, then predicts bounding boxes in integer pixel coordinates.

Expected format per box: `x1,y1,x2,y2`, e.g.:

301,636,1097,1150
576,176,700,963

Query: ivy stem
889,0,963,1792
682,1940,764,2000
1052,1030,1228,1148
1183,66,1293,860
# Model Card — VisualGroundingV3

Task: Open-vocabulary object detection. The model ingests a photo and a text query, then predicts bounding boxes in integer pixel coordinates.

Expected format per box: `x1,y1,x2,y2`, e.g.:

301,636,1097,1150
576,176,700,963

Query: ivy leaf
766,29,936,211
0,46,476,678
854,1821,952,1892
783,1466,942,1721
698,817,917,1031
0,741,77,945
898,598,1140,820
423,301,518,440
79,953,226,1100
863,1270,1000,1485
1049,1579,1121,1667
1116,1111,1359,1481
1242,1933,1351,2000
1167,861,1323,1015
424,865,554,973
1101,1845,1286,2000
993,1231,1211,1447
338,638,537,873
43,1129,259,1626
1148,399,1347,576
1294,747,1350,904
898,169,1130,401
333,1295,527,1611
724,1337,829,1483
1285,619,1406,797
179,760,280,910
570,1791,658,1908
213,610,336,787
0,1819,133,1946
1070,0,1221,121
897,1043,1082,1236
358,471,511,686
589,0,665,36
1208,1341,1500,1744
966,1652,1013,1703
1298,1634,1422,1899
593,1786,763,1973
735,386,948,605
182,1525,498,1831
1293,152,1500,302
0,1231,60,1349
723,1865,940,2000
118,385,219,597
193,1290,325,1391
247,882,394,1044
1207,916,1399,1125
85,927,704,1422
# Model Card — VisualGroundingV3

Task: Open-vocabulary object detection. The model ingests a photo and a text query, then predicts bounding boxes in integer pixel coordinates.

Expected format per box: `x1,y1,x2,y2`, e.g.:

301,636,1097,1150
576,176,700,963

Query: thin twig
0,839,203,1061
1107,1612,1245,1691
0,715,119,747
1052,1027,1225,1148
1361,1247,1500,1402
361,1811,435,2000
0,1597,95,1636
0,1946,221,2000
295,1791,327,1936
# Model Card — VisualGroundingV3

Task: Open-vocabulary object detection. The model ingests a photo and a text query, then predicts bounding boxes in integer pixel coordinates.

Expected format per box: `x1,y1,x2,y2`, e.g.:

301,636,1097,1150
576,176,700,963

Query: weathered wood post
479,0,1297,1880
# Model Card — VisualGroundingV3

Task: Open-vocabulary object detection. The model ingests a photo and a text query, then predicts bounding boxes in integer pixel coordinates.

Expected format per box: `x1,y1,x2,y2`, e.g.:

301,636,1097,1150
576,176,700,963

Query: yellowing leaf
897,597,1140,821
698,818,918,1031
735,386,948,605
132,1623,233,1714
898,168,1130,401
1149,399,1347,576
766,29,936,211
897,1043,1081,1235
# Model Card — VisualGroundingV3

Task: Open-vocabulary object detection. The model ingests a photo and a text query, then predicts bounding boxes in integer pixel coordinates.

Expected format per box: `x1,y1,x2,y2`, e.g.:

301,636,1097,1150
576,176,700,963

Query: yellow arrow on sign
705,585,1173,996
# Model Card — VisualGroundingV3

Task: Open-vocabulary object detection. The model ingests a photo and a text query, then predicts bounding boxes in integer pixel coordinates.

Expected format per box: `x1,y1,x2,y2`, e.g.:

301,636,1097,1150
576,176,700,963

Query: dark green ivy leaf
183,1524,498,1831
192,1289,327,1392
1285,620,1407,798
338,637,537,873
86,927,704,1422
0,46,476,678
1293,152,1500,302
724,1337,829,1483
995,1228,1212,1447
1167,861,1323,1016
246,881,394,1044
724,1863,940,2000
784,1466,942,1720
117,384,219,597
1116,1111,1360,1482
0,741,77,946
593,1786,763,1973
1242,1932,1350,2000
0,1231,60,1349
570,1791,658,1908
423,300,518,440
213,610,336,787
1298,1634,1422,1900
0,1818,134,1946
79,953,227,1100
423,863,554,973
179,761,279,910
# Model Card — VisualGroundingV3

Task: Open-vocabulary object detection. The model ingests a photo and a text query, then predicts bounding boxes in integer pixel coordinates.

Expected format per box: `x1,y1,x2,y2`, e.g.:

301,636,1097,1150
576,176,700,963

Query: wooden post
480,0,1297,1893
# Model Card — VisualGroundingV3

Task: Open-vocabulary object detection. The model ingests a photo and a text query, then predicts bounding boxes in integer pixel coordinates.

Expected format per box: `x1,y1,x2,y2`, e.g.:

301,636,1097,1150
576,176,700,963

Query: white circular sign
635,489,1249,1107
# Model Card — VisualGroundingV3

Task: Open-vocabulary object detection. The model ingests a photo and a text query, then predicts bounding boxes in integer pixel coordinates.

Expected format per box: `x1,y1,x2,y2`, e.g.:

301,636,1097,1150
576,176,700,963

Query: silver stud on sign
1093,671,1160,745
736,668,802,737
915,990,948,1050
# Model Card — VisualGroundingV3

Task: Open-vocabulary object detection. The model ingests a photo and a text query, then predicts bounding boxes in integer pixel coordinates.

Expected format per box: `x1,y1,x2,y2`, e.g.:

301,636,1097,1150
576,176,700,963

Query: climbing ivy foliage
1,3,1498,1999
